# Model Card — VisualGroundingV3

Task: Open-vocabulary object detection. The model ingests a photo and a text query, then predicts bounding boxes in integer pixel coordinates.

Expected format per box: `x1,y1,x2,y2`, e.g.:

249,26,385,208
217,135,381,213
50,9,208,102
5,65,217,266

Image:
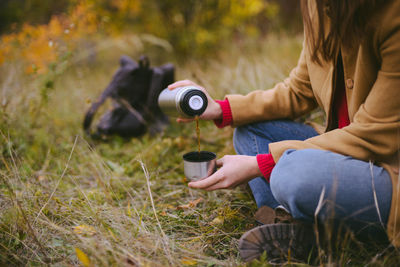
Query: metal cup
183,151,217,181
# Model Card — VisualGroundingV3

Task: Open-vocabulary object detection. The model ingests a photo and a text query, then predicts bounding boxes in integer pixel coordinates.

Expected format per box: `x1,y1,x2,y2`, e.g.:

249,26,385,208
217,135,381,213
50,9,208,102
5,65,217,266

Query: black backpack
83,55,174,138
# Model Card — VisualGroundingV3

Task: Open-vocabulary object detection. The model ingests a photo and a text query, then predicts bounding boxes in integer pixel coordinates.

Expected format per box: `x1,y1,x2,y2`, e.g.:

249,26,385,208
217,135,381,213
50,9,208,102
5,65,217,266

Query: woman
169,0,399,262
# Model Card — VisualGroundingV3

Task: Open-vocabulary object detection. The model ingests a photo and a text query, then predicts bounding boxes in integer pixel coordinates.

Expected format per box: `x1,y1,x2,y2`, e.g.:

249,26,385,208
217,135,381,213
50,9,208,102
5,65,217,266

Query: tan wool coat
226,0,400,246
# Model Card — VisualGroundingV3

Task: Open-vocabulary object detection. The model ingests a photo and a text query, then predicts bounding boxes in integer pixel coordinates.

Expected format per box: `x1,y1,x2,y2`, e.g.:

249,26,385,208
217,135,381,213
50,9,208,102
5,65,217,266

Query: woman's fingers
188,157,227,190
168,80,200,90
188,155,259,191
216,158,223,167
167,79,222,121
202,181,229,191
188,171,223,189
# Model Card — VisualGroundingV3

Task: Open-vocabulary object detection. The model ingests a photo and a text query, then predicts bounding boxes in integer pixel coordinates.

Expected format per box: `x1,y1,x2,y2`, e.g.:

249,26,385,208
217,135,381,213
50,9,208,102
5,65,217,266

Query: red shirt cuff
213,99,233,128
256,154,276,182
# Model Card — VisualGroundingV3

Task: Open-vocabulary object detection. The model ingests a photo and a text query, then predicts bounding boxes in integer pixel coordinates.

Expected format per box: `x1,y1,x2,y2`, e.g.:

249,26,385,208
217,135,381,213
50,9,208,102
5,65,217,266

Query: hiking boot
274,206,293,223
239,223,316,263
254,205,294,225
254,206,276,225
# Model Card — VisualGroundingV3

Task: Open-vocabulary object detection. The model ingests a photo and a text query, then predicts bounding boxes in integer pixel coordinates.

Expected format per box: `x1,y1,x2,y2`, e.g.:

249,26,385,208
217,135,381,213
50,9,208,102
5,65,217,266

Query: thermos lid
188,95,204,110
180,89,208,116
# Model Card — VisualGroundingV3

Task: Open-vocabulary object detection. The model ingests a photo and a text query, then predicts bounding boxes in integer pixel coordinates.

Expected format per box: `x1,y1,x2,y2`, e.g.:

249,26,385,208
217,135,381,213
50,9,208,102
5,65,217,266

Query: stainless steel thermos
158,86,208,118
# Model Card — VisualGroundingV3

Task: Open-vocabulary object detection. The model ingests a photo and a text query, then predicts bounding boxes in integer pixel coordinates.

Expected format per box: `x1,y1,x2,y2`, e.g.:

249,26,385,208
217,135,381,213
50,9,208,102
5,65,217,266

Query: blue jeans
233,120,392,237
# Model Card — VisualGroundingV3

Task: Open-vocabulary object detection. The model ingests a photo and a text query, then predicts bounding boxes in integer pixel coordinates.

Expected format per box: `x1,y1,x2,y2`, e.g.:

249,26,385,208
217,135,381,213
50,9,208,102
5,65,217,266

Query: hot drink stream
195,116,201,155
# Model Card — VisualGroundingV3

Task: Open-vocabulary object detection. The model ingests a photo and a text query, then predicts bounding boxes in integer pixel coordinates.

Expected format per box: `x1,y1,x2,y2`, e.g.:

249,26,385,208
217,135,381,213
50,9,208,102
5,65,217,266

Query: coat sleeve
269,13,400,165
226,44,319,127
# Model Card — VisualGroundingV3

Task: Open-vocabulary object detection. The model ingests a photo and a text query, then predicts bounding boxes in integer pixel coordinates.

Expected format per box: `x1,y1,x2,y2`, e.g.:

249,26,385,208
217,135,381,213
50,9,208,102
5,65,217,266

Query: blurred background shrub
0,0,301,74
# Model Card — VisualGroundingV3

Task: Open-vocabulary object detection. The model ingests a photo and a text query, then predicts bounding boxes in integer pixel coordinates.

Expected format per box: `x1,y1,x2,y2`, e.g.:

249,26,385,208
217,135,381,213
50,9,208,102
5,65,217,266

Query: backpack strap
83,84,115,135
115,97,147,126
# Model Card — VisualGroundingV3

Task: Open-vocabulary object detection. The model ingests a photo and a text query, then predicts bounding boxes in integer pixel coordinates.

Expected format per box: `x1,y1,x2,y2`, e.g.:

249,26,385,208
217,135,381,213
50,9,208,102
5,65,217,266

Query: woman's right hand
167,80,223,123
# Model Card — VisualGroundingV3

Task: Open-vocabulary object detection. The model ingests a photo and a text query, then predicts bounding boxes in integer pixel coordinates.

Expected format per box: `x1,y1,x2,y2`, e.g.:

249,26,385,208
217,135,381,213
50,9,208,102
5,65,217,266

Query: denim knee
270,148,392,238
270,149,325,220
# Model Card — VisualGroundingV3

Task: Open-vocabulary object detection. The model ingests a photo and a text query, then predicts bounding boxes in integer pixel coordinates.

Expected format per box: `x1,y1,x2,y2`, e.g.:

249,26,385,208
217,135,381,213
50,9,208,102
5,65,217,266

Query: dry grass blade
0,172,48,264
140,160,173,265
369,160,384,228
314,186,326,265
314,186,326,220
34,135,78,224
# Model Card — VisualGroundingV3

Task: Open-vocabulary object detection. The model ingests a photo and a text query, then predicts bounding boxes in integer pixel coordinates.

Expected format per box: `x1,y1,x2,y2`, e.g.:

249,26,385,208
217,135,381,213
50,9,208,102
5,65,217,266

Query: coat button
346,78,354,89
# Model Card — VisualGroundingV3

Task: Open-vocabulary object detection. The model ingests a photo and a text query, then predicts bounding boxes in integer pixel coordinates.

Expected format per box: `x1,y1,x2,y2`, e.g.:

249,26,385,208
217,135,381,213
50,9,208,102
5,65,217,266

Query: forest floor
1,34,398,266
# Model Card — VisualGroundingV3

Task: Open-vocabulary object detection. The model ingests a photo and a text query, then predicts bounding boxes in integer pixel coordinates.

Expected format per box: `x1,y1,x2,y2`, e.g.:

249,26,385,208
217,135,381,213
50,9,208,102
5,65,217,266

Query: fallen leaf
158,203,175,210
181,257,197,266
75,247,90,267
177,197,203,210
127,202,132,217
210,216,224,225
73,225,96,236
37,175,46,182
125,257,139,266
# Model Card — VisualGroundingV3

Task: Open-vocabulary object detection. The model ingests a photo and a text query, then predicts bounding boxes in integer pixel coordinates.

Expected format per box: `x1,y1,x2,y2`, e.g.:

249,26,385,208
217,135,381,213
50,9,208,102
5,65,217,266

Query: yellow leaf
158,203,175,210
37,175,46,182
181,257,197,266
127,202,132,217
75,247,90,267
210,216,224,225
73,225,96,236
177,198,203,210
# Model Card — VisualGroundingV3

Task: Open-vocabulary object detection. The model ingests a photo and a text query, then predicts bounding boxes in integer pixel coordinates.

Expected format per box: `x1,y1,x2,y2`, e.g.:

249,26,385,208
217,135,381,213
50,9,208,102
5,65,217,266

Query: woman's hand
168,80,222,123
188,155,262,191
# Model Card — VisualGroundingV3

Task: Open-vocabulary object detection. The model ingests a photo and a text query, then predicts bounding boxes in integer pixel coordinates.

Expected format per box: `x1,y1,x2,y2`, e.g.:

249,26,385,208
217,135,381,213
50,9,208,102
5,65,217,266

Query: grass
0,34,398,266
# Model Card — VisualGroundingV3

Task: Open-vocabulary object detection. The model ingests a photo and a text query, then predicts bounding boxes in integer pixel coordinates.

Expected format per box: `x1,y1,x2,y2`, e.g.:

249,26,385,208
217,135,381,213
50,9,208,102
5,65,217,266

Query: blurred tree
110,0,284,56
270,0,302,33
0,0,70,34
0,0,302,72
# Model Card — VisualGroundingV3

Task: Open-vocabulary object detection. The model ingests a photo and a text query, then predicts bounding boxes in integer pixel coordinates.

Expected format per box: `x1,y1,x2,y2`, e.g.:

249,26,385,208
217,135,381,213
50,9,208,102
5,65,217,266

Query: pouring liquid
195,116,201,155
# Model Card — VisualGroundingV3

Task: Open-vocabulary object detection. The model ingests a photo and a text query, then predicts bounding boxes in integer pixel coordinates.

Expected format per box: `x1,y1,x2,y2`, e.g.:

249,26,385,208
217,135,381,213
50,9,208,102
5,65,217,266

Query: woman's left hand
188,155,262,191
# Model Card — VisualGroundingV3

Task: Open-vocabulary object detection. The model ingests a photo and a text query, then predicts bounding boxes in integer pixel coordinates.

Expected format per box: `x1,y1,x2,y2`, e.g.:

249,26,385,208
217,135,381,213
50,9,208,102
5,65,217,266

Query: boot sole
239,223,316,263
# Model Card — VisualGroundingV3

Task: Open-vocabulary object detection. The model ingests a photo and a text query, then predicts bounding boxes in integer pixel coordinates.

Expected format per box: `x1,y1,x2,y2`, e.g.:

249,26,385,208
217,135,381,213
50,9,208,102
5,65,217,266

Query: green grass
1,34,398,266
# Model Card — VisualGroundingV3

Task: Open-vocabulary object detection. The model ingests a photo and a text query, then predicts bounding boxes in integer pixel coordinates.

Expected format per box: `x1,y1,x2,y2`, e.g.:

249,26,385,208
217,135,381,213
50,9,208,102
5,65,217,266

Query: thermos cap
180,88,208,117
188,95,204,110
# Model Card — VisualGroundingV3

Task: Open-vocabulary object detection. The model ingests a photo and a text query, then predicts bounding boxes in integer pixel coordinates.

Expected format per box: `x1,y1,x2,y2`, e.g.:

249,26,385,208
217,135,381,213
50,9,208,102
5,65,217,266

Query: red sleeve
213,99,233,128
214,100,276,181
256,153,276,182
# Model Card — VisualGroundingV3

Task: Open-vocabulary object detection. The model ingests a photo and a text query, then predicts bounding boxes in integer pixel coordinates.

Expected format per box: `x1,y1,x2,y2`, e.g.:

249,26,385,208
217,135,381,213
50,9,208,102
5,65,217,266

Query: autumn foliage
0,0,296,75
0,1,105,74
